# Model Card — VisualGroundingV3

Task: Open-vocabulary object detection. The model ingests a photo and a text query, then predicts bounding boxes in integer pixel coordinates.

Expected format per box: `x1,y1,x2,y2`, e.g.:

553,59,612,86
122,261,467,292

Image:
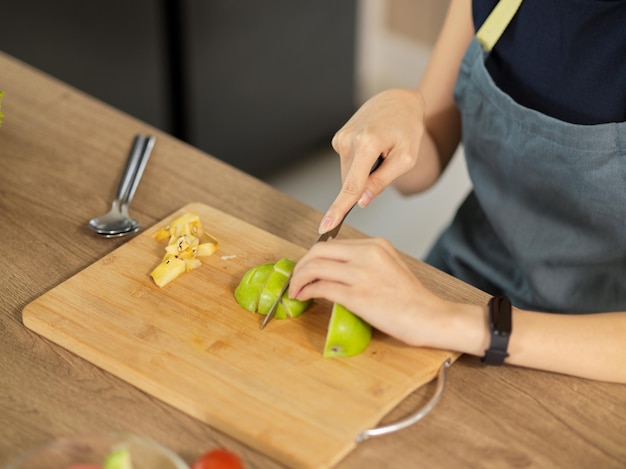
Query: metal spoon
96,134,156,237
88,134,156,237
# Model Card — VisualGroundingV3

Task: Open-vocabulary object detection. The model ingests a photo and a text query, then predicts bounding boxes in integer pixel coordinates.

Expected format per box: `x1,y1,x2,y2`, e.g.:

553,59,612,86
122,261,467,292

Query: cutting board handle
355,358,451,442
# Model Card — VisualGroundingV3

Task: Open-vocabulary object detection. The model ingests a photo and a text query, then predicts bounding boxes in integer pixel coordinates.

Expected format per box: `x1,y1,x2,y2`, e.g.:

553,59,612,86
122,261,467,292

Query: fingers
317,132,377,233
288,237,448,349
318,146,419,234
317,161,384,234
320,88,426,234
288,240,353,299
288,238,397,300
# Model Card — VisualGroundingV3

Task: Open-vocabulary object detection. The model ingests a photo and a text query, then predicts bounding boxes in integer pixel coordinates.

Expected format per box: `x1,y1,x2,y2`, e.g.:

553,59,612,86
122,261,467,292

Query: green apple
236,260,373,358
234,258,311,319
273,257,295,276
324,303,372,358
234,263,274,312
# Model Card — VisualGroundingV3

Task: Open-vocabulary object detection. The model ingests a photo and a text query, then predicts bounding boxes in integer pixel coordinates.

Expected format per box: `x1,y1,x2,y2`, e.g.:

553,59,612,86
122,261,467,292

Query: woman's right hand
318,0,474,236
318,88,426,234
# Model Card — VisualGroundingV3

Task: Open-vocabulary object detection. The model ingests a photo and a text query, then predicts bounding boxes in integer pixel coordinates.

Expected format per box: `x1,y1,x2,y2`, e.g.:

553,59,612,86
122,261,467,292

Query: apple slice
235,260,373,357
234,258,311,319
234,263,274,312
324,303,372,358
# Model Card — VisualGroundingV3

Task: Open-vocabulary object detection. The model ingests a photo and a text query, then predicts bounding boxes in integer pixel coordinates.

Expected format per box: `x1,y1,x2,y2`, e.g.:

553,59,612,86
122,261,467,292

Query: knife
261,155,384,329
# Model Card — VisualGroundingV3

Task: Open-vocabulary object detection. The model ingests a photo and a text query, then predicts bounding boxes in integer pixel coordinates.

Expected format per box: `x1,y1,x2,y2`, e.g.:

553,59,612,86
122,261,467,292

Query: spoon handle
114,135,148,205
121,135,156,209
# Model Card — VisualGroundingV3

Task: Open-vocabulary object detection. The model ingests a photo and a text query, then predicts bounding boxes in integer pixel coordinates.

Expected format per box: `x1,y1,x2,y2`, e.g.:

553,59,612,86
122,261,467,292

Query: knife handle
369,154,385,173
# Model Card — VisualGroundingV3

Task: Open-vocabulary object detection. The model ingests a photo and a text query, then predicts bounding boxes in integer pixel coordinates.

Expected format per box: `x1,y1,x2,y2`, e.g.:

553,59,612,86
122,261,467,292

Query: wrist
425,300,490,355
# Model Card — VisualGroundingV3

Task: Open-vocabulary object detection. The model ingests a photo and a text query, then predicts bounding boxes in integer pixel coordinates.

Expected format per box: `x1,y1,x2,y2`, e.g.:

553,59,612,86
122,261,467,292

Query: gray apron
425,37,626,313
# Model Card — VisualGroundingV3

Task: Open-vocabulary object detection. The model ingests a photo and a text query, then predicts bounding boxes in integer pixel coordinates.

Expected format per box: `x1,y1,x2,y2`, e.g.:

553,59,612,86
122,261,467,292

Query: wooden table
1,51,624,468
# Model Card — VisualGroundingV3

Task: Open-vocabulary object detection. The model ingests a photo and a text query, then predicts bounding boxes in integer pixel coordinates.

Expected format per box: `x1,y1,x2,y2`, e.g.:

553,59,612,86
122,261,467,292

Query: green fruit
324,303,372,358
234,258,311,319
273,257,295,276
234,263,273,312
103,447,132,469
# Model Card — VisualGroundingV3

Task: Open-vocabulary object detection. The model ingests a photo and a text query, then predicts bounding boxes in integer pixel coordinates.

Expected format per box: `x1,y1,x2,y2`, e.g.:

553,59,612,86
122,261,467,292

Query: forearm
427,302,626,383
508,308,626,382
391,106,462,195
391,0,470,195
392,120,449,194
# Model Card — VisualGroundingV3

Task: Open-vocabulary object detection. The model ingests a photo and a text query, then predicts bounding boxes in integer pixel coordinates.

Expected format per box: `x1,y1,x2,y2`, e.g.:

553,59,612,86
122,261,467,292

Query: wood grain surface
22,203,457,468
2,50,625,469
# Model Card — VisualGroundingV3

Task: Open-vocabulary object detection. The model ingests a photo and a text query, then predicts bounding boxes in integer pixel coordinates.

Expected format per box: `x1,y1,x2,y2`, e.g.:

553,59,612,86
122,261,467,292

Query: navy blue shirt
473,0,626,124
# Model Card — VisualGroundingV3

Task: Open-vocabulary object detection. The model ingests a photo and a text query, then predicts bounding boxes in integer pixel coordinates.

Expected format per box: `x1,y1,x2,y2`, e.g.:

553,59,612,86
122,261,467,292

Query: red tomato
192,448,244,469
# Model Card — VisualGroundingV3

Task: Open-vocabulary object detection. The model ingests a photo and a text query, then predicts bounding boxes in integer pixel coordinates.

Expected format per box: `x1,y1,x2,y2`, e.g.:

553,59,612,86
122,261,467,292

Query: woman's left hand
288,238,450,347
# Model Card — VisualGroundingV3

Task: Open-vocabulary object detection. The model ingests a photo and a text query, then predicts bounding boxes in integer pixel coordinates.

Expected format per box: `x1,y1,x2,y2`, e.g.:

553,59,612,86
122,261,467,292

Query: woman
288,0,626,382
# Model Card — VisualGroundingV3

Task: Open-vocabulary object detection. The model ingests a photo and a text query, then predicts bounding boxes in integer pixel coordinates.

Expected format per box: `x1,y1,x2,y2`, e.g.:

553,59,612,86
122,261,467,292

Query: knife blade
261,155,384,329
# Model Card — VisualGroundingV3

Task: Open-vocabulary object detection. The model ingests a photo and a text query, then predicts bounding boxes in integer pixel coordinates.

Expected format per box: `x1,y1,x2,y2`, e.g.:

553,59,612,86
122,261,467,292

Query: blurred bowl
7,432,189,469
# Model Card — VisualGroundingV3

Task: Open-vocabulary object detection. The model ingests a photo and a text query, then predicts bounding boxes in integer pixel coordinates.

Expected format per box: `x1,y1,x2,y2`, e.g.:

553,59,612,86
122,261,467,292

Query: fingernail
358,189,374,208
318,215,333,234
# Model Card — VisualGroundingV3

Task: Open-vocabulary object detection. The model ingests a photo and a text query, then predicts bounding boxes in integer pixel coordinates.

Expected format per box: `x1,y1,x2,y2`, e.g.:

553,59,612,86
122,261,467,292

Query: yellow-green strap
476,0,524,51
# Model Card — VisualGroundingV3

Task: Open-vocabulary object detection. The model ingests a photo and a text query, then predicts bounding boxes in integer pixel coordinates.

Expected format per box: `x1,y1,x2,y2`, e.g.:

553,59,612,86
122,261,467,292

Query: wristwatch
481,296,512,365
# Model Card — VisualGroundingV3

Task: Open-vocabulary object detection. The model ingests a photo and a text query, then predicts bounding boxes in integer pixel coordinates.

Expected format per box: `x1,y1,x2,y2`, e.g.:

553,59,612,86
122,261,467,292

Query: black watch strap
481,296,512,365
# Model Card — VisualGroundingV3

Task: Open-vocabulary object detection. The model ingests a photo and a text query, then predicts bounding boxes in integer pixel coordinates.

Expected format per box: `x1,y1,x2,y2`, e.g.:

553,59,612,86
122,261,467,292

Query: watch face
484,296,512,365
491,296,512,333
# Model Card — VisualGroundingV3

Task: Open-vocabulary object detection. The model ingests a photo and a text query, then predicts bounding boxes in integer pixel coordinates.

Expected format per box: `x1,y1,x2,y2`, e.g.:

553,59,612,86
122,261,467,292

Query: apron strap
476,0,523,51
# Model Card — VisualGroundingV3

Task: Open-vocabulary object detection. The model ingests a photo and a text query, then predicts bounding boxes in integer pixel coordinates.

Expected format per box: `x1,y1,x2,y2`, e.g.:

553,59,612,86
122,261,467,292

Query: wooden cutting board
23,202,457,468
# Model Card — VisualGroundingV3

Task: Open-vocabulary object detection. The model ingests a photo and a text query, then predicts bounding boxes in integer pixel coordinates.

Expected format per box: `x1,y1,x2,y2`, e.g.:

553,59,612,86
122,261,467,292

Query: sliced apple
234,263,274,312
235,259,373,357
324,303,372,358
234,258,310,319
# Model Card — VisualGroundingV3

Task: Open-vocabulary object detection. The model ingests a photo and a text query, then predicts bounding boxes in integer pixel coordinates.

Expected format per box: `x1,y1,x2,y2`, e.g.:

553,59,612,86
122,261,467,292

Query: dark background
0,0,357,178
